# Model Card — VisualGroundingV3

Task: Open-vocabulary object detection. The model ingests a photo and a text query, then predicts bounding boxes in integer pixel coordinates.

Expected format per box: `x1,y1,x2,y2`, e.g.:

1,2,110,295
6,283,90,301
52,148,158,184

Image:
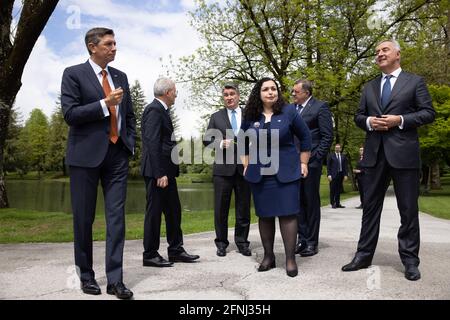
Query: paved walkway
1,193,449,300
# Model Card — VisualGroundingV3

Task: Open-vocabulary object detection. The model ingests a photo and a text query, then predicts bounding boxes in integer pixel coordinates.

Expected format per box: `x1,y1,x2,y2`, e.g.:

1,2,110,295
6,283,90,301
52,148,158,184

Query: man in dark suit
291,80,333,257
141,77,200,268
342,39,435,281
327,144,348,209
203,84,251,257
61,27,135,299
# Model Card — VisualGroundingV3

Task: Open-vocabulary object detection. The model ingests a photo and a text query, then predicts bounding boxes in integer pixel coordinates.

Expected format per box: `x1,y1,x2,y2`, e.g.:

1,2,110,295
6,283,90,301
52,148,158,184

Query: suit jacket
241,104,312,184
203,107,244,176
61,61,136,167
291,97,333,168
354,71,435,169
141,99,179,179
327,153,348,179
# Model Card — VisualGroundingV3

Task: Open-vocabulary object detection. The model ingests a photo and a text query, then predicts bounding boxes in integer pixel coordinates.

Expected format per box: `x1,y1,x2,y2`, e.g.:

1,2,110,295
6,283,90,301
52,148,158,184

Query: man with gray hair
141,77,200,268
342,39,435,281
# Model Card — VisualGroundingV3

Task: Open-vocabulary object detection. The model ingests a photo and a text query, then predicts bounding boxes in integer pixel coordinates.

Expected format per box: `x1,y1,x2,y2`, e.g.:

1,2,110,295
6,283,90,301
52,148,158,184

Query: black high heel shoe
286,267,298,277
258,260,276,272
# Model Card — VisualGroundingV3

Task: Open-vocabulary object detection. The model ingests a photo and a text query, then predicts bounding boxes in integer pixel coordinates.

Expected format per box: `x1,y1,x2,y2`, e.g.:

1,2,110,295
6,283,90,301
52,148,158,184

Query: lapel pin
254,122,260,128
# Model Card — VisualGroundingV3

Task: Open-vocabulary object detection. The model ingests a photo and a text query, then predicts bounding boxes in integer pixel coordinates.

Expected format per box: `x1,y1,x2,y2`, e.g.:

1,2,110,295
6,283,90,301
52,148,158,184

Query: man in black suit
61,27,135,299
327,144,348,209
141,77,200,268
342,39,435,281
203,84,252,257
291,80,333,257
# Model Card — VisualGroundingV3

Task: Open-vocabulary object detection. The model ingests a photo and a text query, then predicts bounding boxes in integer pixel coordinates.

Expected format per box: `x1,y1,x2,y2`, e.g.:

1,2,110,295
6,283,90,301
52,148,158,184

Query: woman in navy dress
240,78,311,277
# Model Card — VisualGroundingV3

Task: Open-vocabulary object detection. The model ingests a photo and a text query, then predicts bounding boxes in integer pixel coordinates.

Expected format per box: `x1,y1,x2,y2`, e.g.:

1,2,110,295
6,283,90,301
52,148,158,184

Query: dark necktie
381,75,392,111
101,70,118,144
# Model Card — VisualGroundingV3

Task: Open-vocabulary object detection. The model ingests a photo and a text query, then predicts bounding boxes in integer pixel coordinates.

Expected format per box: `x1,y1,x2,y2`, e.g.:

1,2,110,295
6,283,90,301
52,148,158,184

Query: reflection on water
6,179,225,214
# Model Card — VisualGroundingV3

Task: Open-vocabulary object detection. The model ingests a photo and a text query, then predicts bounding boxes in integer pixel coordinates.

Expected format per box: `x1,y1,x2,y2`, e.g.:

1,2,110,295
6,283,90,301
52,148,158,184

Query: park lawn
0,208,258,244
419,175,450,220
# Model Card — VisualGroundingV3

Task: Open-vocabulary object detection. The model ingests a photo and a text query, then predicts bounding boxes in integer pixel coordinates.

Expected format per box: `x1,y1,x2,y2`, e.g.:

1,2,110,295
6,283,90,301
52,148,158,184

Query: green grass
0,208,258,244
419,175,450,219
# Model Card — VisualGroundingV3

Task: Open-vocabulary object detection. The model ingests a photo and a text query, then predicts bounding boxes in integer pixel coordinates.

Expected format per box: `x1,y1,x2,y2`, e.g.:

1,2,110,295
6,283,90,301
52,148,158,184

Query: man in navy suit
327,144,348,209
342,39,435,281
61,27,135,299
141,77,200,268
291,80,333,257
203,84,251,257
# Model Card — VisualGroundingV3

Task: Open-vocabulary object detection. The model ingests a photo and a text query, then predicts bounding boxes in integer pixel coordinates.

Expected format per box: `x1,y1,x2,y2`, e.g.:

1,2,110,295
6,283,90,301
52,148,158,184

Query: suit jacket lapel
83,61,105,98
301,97,315,118
371,76,383,114
221,108,232,129
386,71,409,107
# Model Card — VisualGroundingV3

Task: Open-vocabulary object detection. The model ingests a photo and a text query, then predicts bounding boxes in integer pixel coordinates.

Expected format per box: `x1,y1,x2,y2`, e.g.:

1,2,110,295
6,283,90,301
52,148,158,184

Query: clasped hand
370,115,401,131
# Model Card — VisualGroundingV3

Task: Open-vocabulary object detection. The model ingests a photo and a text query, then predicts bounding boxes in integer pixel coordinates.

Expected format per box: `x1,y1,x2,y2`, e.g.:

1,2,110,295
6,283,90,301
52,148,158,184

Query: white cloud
14,0,205,138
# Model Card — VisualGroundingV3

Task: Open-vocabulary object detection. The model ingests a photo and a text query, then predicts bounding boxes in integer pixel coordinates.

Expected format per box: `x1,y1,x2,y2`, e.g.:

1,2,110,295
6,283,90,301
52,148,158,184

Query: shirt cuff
100,99,110,117
398,115,404,129
366,117,374,131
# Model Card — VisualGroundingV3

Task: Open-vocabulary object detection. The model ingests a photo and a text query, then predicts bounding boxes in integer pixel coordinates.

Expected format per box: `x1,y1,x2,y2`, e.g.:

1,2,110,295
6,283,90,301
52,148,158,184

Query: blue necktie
231,110,238,135
381,75,392,110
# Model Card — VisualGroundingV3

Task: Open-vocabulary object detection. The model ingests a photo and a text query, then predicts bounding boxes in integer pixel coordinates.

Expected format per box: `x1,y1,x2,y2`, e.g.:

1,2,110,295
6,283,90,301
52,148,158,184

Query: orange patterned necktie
101,69,118,144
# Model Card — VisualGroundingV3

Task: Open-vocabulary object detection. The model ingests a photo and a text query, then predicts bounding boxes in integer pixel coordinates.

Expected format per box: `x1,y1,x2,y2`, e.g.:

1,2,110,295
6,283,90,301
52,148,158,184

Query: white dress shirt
366,67,404,131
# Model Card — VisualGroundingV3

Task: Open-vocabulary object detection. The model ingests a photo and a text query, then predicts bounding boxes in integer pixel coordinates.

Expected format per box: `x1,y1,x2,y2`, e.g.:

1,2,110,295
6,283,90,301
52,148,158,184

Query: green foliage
129,80,147,177
47,97,68,173
419,85,450,165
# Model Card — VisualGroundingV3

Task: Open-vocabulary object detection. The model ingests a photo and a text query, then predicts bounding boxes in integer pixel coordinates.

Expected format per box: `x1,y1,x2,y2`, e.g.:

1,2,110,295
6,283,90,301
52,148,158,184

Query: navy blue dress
240,104,312,217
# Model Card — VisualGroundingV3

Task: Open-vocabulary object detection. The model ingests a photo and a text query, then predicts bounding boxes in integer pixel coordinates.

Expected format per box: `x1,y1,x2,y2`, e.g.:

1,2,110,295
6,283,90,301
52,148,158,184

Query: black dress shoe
341,257,371,271
169,251,200,263
238,247,252,256
257,259,276,272
356,204,363,209
217,248,226,257
337,204,346,208
81,279,101,295
107,282,133,300
299,246,318,257
143,256,174,267
405,265,421,281
332,205,337,209
295,242,307,255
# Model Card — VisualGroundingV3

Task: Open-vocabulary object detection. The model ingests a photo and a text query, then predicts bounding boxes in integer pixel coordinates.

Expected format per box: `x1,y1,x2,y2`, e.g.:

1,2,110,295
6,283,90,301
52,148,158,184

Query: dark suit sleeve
61,67,106,126
343,155,349,176
402,77,435,129
354,85,370,131
123,74,136,149
327,155,332,177
315,102,334,161
142,107,164,178
291,110,312,152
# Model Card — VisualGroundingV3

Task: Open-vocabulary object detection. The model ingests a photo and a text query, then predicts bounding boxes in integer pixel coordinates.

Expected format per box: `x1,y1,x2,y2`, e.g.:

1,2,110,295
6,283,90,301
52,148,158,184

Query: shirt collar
227,107,241,115
382,67,402,79
89,58,109,76
155,98,169,111
302,96,313,108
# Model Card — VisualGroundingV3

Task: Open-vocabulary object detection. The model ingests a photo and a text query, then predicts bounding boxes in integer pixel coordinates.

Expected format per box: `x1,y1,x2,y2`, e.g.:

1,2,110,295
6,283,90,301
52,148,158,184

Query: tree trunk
0,0,59,208
430,161,441,190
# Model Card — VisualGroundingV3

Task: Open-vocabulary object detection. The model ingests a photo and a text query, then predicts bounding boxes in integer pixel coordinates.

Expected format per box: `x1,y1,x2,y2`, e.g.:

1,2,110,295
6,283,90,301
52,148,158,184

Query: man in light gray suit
342,39,435,281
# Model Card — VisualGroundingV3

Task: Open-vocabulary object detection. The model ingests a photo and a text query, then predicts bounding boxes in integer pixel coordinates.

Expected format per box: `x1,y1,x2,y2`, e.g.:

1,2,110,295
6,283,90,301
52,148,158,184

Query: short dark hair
85,27,115,55
294,79,313,96
223,83,239,94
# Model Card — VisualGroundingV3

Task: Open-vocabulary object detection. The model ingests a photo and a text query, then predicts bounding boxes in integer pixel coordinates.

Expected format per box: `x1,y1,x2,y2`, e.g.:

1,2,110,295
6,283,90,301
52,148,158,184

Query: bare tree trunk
430,161,441,190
